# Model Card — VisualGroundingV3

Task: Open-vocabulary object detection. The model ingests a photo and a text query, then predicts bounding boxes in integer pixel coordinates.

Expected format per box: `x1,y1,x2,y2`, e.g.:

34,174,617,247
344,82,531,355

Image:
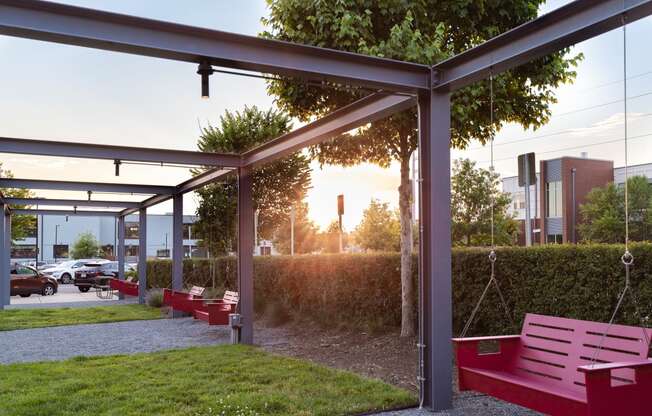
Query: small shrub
146,289,164,308
264,302,291,327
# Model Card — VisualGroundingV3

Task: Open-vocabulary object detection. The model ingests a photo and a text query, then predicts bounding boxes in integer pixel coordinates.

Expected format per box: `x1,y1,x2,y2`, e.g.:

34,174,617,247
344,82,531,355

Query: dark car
73,262,115,292
10,264,58,297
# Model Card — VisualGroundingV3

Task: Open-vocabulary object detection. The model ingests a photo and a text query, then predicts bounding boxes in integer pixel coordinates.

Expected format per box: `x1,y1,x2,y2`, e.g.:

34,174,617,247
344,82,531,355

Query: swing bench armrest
578,361,652,373
452,335,521,344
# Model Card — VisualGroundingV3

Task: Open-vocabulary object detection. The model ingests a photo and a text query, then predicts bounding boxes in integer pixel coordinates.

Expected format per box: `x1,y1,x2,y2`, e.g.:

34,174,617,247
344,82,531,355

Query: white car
43,260,90,284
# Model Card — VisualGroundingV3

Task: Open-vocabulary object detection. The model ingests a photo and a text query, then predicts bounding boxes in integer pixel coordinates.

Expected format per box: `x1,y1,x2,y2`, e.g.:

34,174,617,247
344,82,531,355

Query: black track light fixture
197,60,214,99
114,159,121,176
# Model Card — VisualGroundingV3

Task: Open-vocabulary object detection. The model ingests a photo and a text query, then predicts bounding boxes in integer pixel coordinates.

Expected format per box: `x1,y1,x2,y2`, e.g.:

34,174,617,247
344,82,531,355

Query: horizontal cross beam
432,0,652,91
243,93,415,167
12,208,119,217
0,0,430,92
0,136,240,167
0,178,175,195
119,168,233,216
4,197,141,208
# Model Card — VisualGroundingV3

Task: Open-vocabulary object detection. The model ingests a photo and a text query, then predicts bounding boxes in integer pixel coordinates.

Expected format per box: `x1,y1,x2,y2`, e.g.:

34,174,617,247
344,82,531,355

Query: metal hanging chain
460,72,515,338
592,15,650,364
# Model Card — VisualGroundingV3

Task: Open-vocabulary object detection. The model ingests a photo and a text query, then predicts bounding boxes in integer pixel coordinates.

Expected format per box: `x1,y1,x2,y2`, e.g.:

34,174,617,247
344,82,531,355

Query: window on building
125,222,139,239
546,234,563,244
11,245,36,258
192,246,208,258
53,244,69,259
260,246,272,256
157,249,170,258
546,181,563,218
183,224,192,240
513,192,526,210
125,245,139,257
102,245,114,258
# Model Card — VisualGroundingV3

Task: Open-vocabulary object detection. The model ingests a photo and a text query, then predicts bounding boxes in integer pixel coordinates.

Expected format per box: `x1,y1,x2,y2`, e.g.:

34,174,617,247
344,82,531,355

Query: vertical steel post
238,167,254,344
3,213,9,306
172,194,183,291
138,207,147,304
418,88,453,411
0,206,6,309
117,215,125,300
524,156,532,246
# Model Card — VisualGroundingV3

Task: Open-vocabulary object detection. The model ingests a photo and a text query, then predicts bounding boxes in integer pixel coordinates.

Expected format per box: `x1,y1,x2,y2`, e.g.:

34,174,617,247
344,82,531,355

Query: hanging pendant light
197,60,214,99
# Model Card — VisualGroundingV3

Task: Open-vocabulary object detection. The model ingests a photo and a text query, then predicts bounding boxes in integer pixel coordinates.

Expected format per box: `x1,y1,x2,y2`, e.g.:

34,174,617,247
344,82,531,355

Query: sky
1,0,651,231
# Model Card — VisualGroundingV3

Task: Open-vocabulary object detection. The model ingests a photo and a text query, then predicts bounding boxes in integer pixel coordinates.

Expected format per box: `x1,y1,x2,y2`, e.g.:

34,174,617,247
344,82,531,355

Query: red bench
163,286,205,314
453,313,652,416
109,276,139,297
192,290,239,325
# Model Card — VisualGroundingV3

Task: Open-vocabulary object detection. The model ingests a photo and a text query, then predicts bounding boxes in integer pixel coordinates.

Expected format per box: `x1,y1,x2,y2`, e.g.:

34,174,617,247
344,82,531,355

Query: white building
13,214,203,263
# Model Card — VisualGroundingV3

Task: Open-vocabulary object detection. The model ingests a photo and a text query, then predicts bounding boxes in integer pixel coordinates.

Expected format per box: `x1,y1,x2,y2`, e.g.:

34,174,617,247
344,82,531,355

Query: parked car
43,260,91,284
10,264,58,297
73,261,112,292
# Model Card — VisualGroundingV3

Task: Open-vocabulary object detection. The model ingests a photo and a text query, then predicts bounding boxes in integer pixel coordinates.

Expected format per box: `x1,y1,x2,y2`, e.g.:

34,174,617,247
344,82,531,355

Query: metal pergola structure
0,0,650,411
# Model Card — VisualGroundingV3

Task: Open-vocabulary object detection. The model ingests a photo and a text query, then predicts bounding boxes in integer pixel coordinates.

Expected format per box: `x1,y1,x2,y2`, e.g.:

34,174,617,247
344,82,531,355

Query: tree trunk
399,155,415,337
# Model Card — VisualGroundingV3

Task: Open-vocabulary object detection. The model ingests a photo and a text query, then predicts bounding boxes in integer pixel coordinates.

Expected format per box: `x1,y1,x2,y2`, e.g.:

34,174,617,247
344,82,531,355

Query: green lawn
0,344,415,416
0,304,162,331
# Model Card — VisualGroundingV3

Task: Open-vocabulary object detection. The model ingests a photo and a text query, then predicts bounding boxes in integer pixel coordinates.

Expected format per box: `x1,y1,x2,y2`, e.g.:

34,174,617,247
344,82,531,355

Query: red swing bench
109,276,139,297
192,290,239,325
163,286,205,314
453,313,652,416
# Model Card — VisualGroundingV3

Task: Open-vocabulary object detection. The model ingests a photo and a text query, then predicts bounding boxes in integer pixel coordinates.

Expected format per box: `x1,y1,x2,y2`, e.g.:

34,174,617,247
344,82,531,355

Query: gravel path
375,393,539,415
0,317,230,364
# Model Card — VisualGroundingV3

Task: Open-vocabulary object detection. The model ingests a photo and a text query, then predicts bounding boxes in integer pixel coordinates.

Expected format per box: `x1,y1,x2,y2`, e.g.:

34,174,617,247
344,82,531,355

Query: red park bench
453,313,652,416
192,290,239,326
163,286,205,314
109,276,139,297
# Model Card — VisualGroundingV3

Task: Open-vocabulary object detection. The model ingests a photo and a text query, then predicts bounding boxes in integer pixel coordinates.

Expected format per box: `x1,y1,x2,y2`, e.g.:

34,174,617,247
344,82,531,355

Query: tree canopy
579,176,652,243
1,163,36,241
194,106,312,255
451,159,518,246
354,199,400,252
70,232,100,259
262,0,580,337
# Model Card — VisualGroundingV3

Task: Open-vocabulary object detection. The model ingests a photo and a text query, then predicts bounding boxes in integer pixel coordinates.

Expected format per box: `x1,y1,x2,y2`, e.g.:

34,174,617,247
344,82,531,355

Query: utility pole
290,205,295,256
337,194,344,253
518,153,536,246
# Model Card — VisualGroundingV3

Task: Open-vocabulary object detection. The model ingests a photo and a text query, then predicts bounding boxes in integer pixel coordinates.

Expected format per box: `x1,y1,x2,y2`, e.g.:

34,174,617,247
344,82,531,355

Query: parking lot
10,283,128,306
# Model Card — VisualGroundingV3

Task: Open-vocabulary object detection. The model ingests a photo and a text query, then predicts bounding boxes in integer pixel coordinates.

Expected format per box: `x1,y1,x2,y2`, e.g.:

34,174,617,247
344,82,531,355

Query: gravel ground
0,317,230,364
374,393,538,415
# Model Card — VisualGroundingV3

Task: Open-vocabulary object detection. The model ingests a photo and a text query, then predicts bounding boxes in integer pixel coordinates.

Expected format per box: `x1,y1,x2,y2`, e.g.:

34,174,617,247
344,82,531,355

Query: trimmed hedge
146,244,652,335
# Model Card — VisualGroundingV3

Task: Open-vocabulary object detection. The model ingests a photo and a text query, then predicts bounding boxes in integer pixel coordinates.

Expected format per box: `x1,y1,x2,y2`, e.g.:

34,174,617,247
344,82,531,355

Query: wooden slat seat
453,313,652,416
192,290,239,326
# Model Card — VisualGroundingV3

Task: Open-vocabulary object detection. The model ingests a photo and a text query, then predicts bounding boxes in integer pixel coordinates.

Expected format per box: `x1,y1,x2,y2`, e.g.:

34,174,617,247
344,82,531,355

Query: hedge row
146,244,652,335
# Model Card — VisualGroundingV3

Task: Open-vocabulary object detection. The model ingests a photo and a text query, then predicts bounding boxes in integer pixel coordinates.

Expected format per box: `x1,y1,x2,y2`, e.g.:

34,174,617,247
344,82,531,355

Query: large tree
194,106,311,255
451,159,518,246
579,176,652,243
262,1,581,336
355,199,400,252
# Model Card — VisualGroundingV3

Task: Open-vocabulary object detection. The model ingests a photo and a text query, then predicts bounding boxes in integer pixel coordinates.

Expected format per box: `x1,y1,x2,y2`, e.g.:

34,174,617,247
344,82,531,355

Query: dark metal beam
243,93,415,167
138,207,147,304
0,0,430,92
119,168,233,217
433,0,652,92
0,136,240,167
0,178,175,195
238,167,254,345
418,90,452,411
4,197,140,209
12,208,119,217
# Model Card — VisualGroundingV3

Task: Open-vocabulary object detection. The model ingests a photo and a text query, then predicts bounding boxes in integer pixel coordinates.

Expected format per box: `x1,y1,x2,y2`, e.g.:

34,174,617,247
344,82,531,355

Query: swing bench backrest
512,314,652,392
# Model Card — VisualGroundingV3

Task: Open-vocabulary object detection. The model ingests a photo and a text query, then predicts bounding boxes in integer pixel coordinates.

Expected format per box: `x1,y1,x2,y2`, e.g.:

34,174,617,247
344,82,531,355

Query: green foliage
0,163,36,241
147,244,652,334
0,305,161,331
69,232,100,259
194,106,312,255
579,176,652,243
0,345,414,415
355,199,400,251
272,202,321,254
451,159,519,246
